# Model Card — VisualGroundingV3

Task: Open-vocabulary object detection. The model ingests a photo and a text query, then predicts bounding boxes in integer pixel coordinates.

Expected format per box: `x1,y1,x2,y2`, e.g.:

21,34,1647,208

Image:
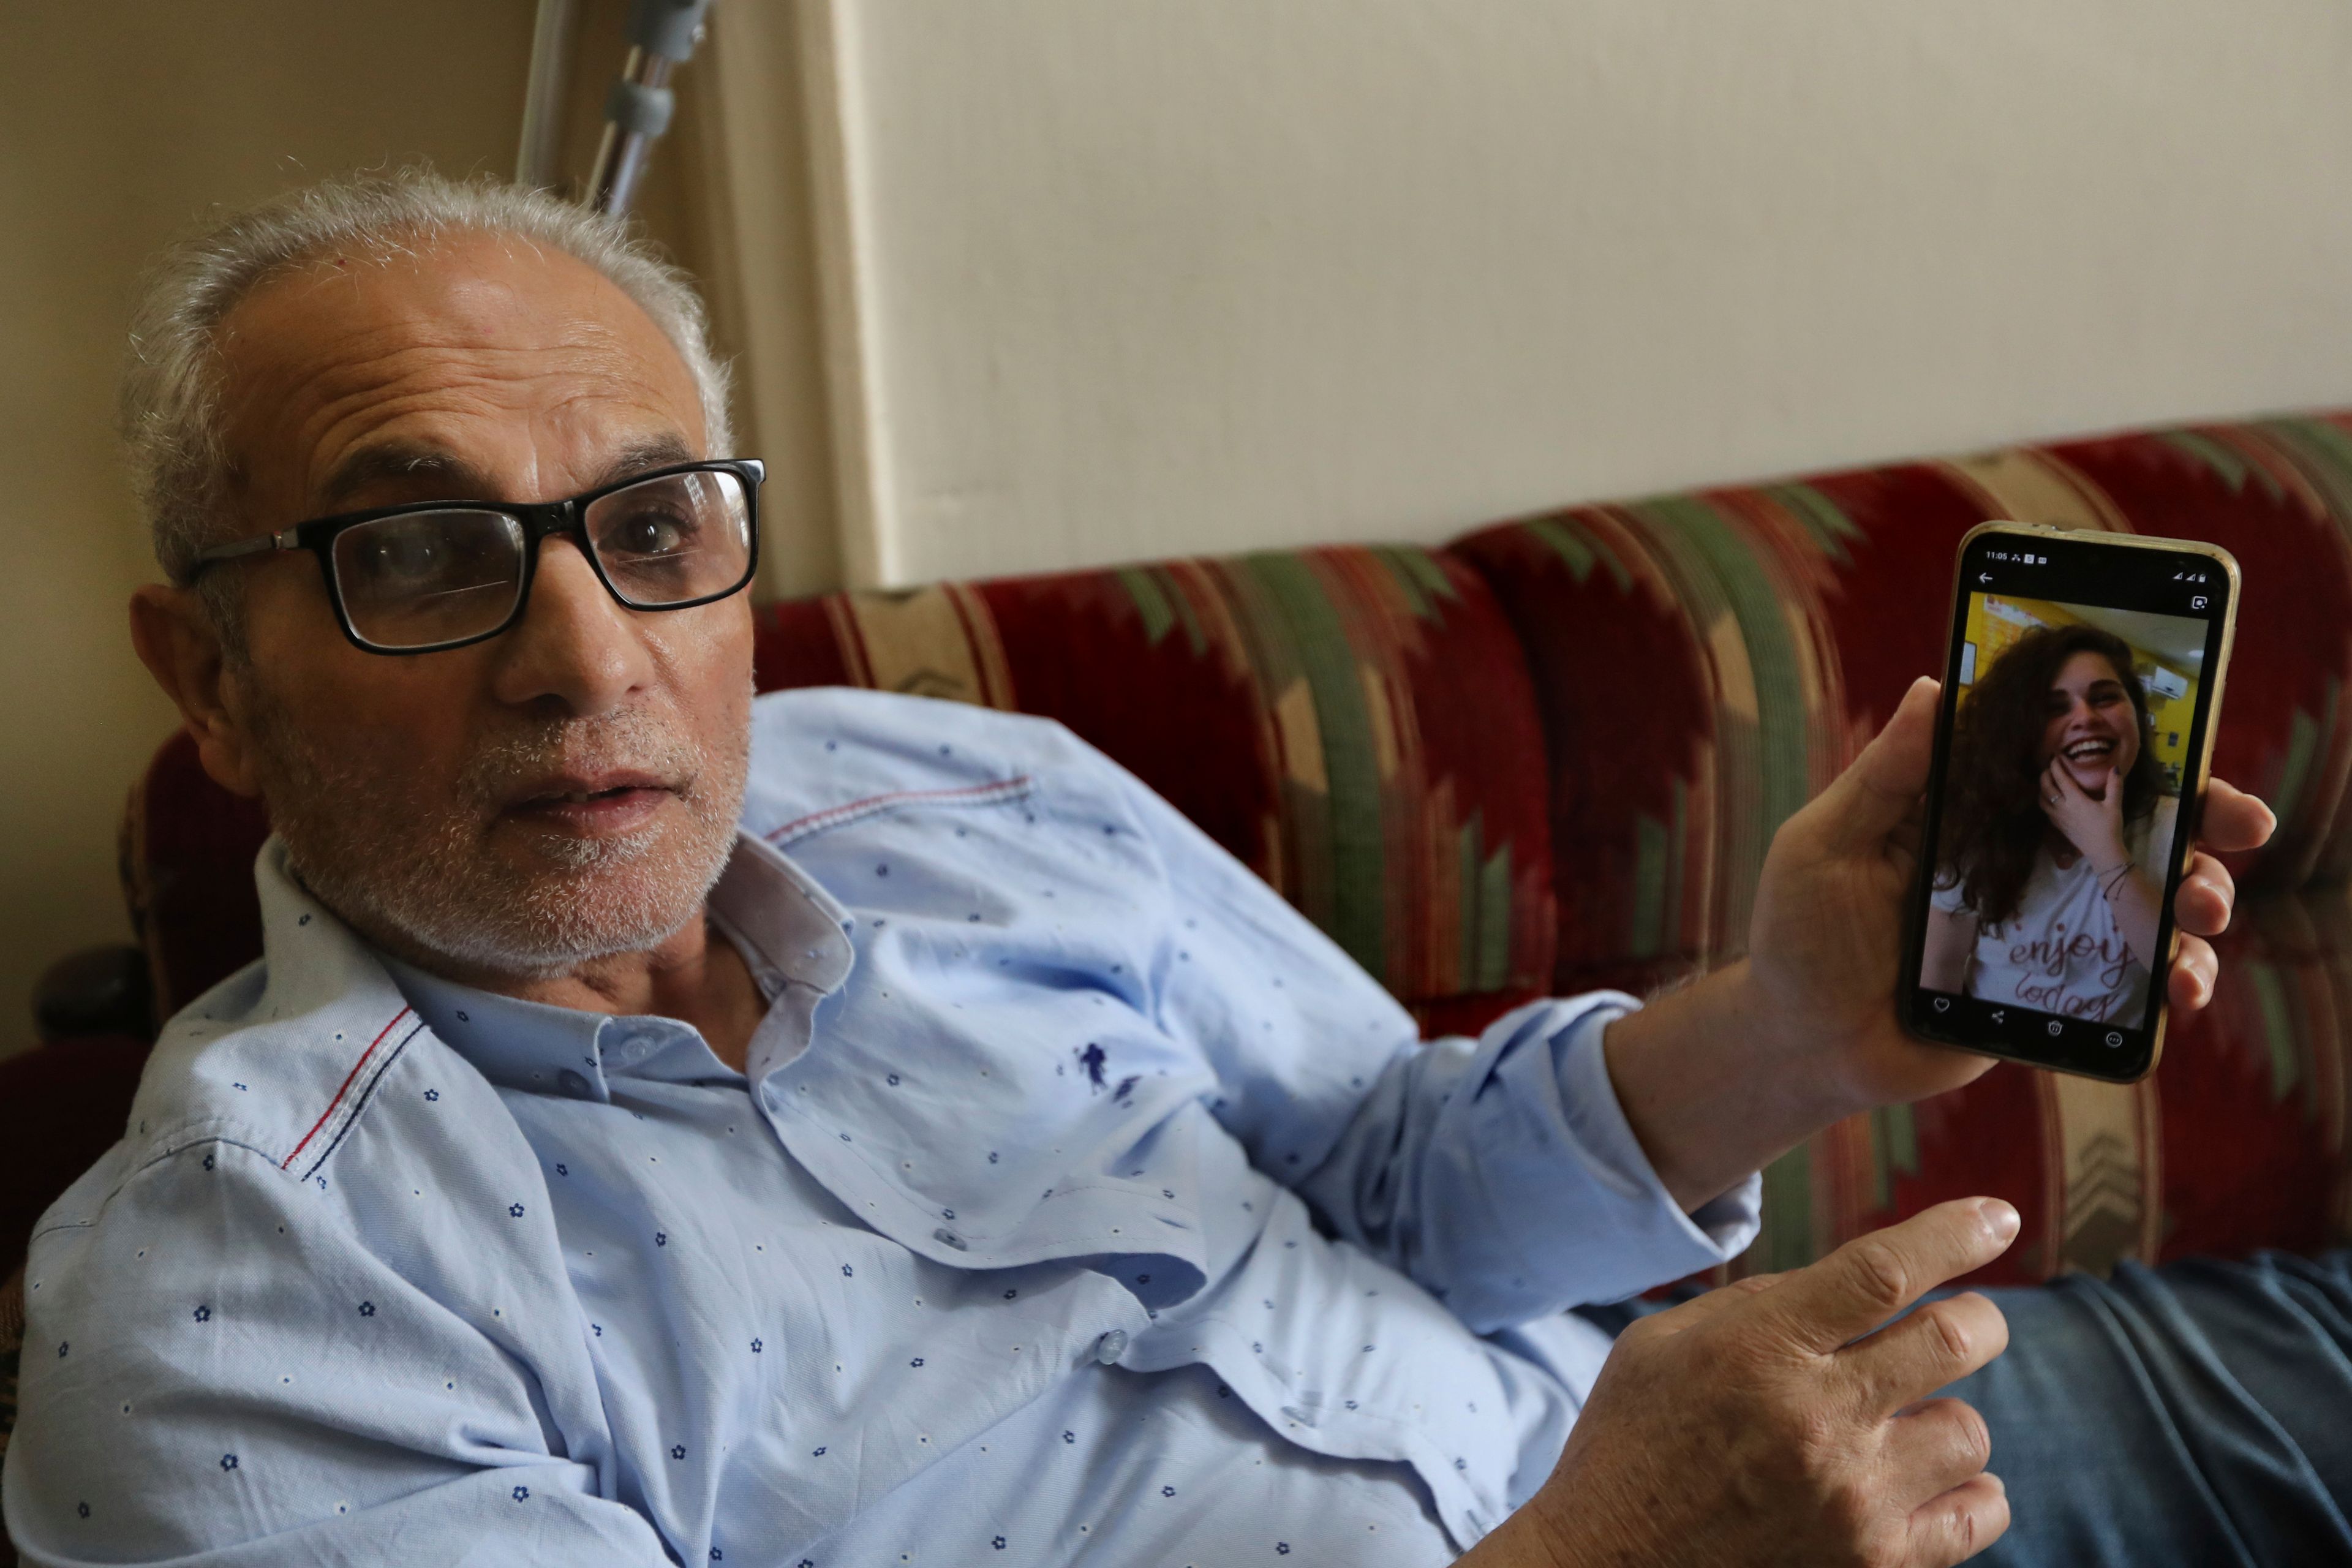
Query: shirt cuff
1549,998,1763,1301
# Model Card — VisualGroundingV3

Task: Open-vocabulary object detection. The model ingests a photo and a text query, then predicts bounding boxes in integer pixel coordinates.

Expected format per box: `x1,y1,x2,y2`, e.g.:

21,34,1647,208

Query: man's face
198,232,753,978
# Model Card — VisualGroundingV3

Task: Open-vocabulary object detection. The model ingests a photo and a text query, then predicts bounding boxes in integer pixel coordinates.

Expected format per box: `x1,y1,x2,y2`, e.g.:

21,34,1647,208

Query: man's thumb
1807,677,1940,854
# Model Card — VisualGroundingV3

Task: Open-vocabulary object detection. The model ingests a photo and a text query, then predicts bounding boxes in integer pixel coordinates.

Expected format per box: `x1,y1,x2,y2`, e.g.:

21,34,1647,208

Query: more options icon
2105,1031,2124,1049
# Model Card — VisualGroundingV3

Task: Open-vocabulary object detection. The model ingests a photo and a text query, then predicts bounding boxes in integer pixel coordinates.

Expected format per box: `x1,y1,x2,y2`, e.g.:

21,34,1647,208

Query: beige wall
761,0,2352,587
0,1,767,1059
17,1,2352,1058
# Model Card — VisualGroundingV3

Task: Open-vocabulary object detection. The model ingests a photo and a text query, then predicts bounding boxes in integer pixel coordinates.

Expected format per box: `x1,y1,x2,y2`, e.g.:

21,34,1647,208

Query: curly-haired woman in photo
1920,622,2177,1027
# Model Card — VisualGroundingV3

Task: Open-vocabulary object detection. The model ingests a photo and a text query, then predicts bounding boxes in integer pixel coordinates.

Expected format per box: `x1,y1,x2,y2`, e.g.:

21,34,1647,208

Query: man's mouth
504,772,679,834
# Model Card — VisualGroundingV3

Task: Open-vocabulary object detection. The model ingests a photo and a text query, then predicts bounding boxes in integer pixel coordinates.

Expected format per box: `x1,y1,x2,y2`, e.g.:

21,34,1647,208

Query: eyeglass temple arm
185,529,299,578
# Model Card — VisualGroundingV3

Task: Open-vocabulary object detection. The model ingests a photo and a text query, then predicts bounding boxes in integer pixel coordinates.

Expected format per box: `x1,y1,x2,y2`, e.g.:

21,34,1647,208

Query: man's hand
1606,676,2277,1209
1742,675,2275,1114
1461,1199,2021,1568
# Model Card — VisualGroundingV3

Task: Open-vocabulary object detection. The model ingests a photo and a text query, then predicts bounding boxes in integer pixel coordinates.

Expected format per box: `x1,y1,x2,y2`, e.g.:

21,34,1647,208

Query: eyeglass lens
332,510,527,649
328,469,753,649
583,467,753,608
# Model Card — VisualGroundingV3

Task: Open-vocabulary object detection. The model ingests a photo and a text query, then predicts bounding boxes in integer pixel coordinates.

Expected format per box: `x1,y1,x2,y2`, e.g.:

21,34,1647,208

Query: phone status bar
1964,537,2222,621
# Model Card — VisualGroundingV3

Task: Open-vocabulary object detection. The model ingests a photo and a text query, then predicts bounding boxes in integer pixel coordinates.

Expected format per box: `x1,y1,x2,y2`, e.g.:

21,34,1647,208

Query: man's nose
488,537,654,715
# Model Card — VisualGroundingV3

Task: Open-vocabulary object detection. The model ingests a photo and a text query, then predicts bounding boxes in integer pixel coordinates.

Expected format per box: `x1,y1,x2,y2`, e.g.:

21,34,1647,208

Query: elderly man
1,170,2334,1568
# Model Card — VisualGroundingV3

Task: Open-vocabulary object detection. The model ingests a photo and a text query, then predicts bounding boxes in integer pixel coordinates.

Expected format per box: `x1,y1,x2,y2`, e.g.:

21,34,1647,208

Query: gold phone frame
1899,520,2240,1084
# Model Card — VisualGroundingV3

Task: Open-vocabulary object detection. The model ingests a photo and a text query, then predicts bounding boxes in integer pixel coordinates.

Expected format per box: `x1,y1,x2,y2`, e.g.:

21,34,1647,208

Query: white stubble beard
246,682,752,979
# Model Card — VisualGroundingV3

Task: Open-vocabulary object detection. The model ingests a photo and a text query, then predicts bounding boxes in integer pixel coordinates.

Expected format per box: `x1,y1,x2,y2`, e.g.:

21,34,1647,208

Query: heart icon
1932,997,1951,1012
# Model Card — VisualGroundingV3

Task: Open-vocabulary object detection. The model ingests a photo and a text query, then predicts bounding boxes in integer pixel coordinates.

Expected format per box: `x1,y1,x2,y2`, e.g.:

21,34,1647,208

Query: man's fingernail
1980,1200,2020,1243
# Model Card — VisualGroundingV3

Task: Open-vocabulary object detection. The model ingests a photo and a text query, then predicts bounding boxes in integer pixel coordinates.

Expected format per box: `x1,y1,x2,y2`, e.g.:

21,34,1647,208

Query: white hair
121,167,733,614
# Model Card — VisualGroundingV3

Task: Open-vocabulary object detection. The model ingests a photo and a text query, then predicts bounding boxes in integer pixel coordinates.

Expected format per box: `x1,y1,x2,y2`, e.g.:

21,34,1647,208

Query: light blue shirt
5,688,1759,1566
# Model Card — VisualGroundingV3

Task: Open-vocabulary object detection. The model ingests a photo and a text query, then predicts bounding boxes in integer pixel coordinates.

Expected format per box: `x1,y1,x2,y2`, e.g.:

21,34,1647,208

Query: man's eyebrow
315,435,699,515
317,445,497,513
594,434,698,488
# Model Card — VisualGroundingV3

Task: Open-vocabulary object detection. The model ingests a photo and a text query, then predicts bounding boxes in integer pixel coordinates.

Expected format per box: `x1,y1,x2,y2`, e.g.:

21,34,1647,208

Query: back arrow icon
1978,572,1992,584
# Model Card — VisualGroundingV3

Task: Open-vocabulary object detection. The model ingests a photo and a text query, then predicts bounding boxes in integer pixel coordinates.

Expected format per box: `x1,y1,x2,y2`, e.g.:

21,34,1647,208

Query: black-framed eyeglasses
183,458,764,655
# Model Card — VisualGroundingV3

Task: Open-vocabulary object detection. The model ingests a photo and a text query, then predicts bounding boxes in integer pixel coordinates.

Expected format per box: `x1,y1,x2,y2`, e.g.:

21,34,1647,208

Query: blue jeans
1946,1250,2352,1566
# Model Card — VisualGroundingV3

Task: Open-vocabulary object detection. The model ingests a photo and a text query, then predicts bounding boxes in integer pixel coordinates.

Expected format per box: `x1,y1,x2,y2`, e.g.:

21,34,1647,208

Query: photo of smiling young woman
1920,615,2193,1028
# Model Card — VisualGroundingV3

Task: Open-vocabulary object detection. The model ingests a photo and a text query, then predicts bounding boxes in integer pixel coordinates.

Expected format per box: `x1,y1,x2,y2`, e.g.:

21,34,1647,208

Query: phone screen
1901,524,2236,1081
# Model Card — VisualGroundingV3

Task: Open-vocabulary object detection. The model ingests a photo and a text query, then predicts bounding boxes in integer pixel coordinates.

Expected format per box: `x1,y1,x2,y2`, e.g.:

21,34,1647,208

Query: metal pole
587,0,716,216
516,0,581,189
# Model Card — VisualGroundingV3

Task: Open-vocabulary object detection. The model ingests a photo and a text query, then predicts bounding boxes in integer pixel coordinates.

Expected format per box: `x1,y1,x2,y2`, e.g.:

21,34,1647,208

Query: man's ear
129,584,265,799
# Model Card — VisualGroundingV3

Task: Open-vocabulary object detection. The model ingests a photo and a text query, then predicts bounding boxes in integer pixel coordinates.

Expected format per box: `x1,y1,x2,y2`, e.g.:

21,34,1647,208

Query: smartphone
1899,521,2239,1082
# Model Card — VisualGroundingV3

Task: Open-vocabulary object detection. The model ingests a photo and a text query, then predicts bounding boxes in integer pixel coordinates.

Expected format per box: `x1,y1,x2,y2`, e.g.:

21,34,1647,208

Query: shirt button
557,1069,592,1098
1093,1330,1128,1365
932,1227,969,1251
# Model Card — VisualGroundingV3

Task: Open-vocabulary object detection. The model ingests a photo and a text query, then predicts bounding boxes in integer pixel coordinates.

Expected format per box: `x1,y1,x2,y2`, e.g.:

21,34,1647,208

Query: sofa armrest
31,945,153,1045
0,1033,149,1271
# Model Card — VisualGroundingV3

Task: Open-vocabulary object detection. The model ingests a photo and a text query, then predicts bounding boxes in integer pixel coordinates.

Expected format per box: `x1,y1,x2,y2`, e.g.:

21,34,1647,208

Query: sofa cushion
1452,414,2352,1282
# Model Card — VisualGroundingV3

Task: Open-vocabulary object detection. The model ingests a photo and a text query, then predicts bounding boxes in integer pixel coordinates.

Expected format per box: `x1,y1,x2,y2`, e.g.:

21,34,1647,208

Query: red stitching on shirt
281,1007,412,1169
764,775,1034,843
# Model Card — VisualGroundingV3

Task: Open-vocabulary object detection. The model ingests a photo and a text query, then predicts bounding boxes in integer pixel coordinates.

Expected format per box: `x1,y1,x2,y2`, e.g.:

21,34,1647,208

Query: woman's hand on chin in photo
2040,758,2130,872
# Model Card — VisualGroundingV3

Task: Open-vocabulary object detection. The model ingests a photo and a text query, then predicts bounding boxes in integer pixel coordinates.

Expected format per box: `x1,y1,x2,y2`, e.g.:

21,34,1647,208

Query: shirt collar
380,831,858,1098
709,829,859,995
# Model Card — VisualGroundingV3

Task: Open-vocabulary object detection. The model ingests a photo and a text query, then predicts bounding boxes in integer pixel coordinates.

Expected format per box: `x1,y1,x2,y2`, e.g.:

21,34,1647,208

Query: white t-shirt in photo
1930,798,2176,1029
